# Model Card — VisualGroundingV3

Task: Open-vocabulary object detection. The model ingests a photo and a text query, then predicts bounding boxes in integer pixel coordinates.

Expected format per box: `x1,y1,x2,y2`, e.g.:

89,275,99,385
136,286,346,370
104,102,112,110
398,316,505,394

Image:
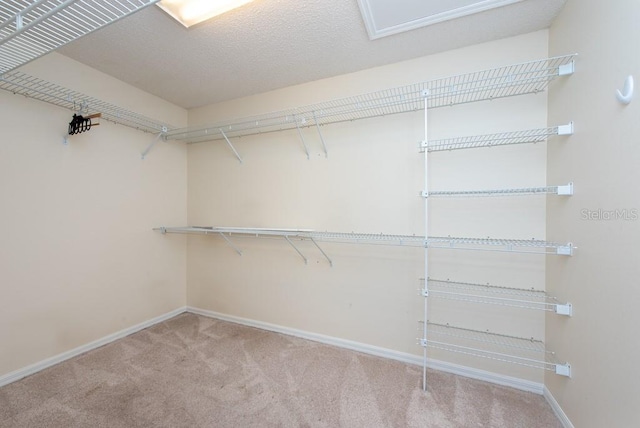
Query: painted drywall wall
547,1,640,426
185,31,552,382
0,53,188,377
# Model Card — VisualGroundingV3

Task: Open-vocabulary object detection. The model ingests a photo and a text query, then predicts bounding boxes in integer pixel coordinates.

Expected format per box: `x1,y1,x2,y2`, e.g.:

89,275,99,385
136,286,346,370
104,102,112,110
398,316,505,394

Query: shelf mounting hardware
557,122,574,135
293,115,310,159
284,236,307,264
555,363,572,377
555,303,573,316
141,126,168,159
219,128,243,163
219,233,242,256
309,237,333,267
312,111,328,158
558,60,576,76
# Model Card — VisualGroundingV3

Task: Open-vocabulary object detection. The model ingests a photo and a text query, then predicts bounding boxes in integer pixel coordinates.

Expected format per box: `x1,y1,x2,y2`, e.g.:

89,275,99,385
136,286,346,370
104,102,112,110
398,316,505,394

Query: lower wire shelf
421,322,571,376
154,227,574,256
424,278,572,315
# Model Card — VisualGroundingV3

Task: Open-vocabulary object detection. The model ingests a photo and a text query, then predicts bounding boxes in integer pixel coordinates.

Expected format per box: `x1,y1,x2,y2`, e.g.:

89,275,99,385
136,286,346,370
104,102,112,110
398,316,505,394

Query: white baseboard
544,386,574,428
0,306,187,388
187,306,544,395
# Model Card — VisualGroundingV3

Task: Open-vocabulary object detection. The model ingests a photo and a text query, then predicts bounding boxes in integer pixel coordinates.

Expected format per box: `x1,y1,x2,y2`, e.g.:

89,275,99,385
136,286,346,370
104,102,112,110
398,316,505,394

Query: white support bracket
555,363,571,377
309,238,333,267
219,233,242,256
141,126,168,159
293,115,310,159
420,190,428,198
421,288,428,297
285,236,308,264
419,140,429,153
555,302,573,317
556,244,574,256
312,111,328,158
418,338,427,347
559,61,575,76
557,182,574,196
220,128,243,163
557,122,574,136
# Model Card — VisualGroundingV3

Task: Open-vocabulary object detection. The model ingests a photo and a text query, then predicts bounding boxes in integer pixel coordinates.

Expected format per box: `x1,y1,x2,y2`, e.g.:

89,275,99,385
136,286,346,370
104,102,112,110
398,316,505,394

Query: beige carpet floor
0,313,562,427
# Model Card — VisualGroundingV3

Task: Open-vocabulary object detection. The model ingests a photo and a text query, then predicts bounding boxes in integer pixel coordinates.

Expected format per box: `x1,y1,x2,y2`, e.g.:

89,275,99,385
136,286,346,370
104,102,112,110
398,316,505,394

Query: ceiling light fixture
157,0,255,28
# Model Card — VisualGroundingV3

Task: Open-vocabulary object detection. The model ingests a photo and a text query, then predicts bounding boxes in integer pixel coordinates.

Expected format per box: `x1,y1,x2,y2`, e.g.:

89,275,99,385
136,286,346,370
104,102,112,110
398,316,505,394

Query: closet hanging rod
0,0,160,74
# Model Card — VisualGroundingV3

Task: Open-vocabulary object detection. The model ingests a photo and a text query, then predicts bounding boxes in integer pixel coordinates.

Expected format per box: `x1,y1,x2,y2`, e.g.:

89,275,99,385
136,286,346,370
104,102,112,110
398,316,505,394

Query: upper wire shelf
164,54,576,144
0,70,172,134
422,322,570,375
424,278,572,315
0,0,159,74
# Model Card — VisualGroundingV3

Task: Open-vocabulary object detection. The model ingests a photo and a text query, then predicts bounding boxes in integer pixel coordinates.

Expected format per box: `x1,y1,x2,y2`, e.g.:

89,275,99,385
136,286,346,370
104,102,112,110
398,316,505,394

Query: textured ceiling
58,0,566,109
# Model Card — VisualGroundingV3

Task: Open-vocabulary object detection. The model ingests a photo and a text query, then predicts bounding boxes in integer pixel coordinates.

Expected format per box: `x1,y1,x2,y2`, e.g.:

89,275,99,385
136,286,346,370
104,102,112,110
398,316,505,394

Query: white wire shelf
426,236,574,255
154,227,425,246
154,227,574,256
423,123,573,152
426,183,573,198
0,0,159,74
423,278,572,315
421,322,570,376
0,70,172,134
164,54,576,145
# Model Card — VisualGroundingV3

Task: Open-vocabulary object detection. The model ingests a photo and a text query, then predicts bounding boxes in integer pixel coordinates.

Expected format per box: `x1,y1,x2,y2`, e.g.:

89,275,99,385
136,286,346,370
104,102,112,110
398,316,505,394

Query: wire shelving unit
0,0,159,74
0,70,172,134
423,322,571,376
426,183,573,198
425,279,572,315
163,54,576,146
154,226,574,260
423,124,573,152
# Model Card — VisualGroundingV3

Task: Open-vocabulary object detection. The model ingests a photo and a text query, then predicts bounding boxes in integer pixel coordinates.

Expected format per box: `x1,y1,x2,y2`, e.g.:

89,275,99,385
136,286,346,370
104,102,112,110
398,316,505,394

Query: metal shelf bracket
309,238,333,267
557,122,574,135
555,363,572,377
559,61,576,76
312,111,328,158
285,236,308,264
220,128,243,163
141,127,168,159
293,115,311,159
557,182,574,196
555,302,573,316
556,244,575,256
219,233,242,256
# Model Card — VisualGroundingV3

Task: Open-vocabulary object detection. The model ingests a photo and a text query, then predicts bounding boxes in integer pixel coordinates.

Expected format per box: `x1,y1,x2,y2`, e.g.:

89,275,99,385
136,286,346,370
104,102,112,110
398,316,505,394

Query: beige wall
0,53,188,377
547,1,640,426
186,31,551,381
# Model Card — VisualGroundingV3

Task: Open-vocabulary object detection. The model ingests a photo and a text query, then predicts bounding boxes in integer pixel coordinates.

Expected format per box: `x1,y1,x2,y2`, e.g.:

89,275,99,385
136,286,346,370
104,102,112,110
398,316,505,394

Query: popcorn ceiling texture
58,0,566,109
